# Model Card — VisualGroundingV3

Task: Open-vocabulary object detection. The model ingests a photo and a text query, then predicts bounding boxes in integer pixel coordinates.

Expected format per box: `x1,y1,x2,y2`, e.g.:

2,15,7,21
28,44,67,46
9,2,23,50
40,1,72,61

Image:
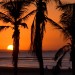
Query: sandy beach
0,67,72,75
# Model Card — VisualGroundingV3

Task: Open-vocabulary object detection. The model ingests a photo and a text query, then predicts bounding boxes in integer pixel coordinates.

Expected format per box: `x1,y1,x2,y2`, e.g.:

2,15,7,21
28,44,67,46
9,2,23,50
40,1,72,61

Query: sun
7,45,13,51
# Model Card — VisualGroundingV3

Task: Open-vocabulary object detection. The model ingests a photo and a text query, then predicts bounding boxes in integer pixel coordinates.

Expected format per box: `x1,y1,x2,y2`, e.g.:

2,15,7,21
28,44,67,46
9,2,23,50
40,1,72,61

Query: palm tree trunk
12,24,19,75
34,21,44,75
71,39,75,75
37,52,44,75
35,0,44,75
71,4,75,75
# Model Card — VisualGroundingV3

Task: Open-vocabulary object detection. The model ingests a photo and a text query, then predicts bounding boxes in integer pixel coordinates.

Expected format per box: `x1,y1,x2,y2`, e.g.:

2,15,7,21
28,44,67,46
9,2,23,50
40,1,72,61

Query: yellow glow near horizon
7,45,13,51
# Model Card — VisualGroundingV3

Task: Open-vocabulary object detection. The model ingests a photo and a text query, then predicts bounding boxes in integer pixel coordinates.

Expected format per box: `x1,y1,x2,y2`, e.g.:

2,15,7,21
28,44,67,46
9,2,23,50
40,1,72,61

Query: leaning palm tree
52,43,71,75
57,3,75,75
0,0,34,75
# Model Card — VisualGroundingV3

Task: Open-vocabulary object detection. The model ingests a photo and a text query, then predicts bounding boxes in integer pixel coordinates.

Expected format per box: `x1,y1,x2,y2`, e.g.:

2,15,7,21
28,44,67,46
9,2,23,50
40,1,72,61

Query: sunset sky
0,0,74,51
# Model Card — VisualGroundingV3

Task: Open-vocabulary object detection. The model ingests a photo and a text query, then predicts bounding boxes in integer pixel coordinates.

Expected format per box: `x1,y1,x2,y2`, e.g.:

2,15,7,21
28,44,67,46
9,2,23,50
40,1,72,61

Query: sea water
0,50,72,69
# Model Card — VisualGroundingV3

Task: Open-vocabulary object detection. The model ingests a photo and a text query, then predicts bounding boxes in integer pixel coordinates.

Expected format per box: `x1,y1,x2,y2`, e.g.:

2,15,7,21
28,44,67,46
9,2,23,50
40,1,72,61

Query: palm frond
54,47,64,61
0,12,13,23
0,26,9,31
54,43,71,61
55,49,69,69
59,5,72,26
21,10,36,20
40,2,48,14
41,22,45,39
46,17,63,29
19,23,28,28
56,52,66,67
30,20,35,51
58,4,73,40
2,0,28,19
57,4,73,11
3,2,23,19
61,28,71,40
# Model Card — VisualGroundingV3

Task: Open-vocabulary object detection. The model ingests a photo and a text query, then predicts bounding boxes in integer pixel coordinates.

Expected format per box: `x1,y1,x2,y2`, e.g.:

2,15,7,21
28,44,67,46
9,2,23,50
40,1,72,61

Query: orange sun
7,45,13,51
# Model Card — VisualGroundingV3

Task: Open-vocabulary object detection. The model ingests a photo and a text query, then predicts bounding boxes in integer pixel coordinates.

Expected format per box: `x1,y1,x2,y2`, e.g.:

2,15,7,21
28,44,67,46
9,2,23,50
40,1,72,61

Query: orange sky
0,0,74,51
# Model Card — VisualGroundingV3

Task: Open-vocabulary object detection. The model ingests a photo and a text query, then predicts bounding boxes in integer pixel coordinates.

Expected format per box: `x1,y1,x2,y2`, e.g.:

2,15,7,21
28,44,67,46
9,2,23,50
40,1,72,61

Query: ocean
0,50,72,69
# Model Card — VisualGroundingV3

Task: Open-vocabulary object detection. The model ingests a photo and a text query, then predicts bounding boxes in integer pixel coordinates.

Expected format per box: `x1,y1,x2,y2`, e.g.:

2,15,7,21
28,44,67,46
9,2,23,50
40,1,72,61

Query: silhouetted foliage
52,43,71,75
0,26,9,31
30,0,62,75
0,0,34,75
58,3,75,75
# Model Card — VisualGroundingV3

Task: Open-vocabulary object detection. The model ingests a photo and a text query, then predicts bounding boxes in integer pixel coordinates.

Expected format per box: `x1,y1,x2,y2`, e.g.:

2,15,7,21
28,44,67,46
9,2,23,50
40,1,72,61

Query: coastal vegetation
0,0,72,75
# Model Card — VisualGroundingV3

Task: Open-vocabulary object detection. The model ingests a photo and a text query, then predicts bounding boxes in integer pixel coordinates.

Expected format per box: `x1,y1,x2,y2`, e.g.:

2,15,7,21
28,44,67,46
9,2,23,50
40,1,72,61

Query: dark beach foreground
0,67,72,75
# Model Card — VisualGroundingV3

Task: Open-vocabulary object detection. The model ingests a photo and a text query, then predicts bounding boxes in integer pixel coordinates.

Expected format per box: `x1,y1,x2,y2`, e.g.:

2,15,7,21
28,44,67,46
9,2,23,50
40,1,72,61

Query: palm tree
31,1,46,75
1,1,62,75
29,0,62,75
2,0,62,75
0,0,34,75
56,3,75,75
52,43,71,75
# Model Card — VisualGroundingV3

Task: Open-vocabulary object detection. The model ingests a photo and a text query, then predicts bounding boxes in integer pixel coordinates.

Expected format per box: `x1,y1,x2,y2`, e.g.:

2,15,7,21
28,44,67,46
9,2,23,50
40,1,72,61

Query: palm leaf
54,43,71,61
56,52,66,67
0,12,13,23
54,47,64,61
19,23,28,28
0,26,9,31
58,4,73,11
58,4,73,40
56,48,70,68
30,20,35,51
61,28,71,40
2,0,29,19
46,17,63,29
41,21,46,39
3,2,24,19
21,10,36,20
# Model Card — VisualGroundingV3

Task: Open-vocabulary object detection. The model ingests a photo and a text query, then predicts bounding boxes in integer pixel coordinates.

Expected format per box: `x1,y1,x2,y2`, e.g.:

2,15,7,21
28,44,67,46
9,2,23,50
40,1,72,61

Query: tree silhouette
29,0,62,75
18,2,62,75
57,3,75,75
0,0,63,75
0,0,34,75
52,43,71,75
